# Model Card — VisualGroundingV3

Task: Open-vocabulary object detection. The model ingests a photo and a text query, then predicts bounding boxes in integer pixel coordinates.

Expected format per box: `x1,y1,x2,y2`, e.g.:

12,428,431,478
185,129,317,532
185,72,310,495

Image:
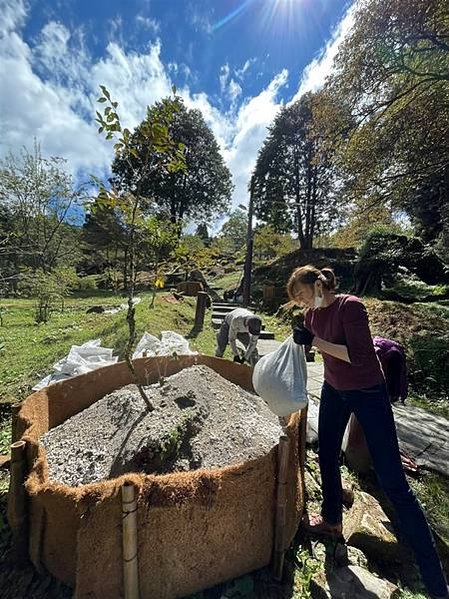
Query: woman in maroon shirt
288,265,448,599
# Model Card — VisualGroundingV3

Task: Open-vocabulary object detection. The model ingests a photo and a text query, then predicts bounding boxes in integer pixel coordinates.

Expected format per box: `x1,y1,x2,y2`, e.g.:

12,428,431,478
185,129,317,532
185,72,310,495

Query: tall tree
0,142,84,275
252,93,340,249
218,209,247,253
95,86,186,410
195,223,210,244
326,0,449,245
112,97,233,226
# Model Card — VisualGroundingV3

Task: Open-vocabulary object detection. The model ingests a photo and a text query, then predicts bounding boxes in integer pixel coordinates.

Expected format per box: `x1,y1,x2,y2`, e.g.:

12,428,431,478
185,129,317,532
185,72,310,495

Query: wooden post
11,402,23,444
7,440,29,564
122,483,140,599
194,291,208,331
272,434,290,581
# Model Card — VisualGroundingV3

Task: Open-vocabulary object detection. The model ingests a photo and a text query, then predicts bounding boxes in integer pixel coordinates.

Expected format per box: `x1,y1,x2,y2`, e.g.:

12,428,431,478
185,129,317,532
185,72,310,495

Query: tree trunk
123,246,129,293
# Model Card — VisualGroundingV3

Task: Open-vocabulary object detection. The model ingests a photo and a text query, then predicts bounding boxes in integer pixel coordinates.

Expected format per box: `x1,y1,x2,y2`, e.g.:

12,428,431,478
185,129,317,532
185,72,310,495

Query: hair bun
320,268,337,291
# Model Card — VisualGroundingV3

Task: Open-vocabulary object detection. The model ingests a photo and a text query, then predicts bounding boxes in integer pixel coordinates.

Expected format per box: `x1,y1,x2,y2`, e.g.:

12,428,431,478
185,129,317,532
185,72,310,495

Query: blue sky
0,0,355,220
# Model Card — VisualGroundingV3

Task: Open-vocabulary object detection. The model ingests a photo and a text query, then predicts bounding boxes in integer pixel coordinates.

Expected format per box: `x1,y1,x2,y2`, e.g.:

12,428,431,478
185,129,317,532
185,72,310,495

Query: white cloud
219,63,230,94
228,79,242,104
292,4,356,101
135,15,160,34
188,2,213,35
0,0,27,36
235,58,256,80
0,2,353,226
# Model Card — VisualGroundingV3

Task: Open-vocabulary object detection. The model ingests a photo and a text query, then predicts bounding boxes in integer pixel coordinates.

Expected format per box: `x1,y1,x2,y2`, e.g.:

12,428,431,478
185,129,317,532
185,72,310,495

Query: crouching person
215,308,261,366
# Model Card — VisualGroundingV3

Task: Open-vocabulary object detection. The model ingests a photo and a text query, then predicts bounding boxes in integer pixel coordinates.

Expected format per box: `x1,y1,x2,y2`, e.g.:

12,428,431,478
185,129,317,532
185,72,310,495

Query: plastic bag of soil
252,335,308,417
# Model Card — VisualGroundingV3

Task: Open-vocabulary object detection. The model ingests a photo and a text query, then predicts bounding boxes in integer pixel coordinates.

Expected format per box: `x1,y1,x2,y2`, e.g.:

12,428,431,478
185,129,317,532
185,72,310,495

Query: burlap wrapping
12,355,305,599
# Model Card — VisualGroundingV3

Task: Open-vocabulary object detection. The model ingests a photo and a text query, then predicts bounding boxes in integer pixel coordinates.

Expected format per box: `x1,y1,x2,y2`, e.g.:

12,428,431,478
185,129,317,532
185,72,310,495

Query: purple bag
373,336,408,403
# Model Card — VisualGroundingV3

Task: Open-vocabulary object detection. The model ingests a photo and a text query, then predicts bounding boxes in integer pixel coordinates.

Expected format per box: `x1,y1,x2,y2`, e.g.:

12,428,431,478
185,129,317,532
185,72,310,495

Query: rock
334,545,369,569
344,492,401,564
86,305,105,314
311,565,399,599
305,469,322,502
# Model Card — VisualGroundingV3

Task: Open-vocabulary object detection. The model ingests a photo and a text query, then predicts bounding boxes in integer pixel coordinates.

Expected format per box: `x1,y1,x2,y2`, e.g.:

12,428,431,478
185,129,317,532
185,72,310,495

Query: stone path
305,361,449,477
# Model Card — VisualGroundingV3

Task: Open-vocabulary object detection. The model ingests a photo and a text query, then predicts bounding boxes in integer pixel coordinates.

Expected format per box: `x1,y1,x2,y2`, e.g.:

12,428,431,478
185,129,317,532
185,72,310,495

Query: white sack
132,331,197,359
252,335,308,417
32,339,118,391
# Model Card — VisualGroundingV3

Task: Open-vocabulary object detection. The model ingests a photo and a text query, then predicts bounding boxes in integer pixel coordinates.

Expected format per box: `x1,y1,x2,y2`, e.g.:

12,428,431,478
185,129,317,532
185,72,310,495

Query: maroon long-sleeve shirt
305,295,384,391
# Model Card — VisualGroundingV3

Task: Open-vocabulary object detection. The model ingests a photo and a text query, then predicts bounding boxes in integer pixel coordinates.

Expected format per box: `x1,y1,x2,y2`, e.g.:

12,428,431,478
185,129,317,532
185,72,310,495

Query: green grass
409,471,449,545
416,301,449,323
408,394,449,420
0,292,222,405
211,271,242,291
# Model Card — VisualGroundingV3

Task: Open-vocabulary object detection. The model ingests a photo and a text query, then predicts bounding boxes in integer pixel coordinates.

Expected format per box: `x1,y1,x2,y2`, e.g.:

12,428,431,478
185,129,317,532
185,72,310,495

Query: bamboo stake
7,440,29,564
299,405,308,470
272,434,290,581
122,483,140,599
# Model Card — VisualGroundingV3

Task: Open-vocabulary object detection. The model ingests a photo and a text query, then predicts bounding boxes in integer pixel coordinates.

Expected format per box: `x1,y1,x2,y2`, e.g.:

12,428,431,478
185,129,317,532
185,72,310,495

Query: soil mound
41,365,280,486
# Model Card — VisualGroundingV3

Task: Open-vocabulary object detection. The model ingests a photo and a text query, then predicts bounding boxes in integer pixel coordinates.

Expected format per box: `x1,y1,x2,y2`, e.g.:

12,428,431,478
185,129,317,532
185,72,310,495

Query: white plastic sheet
104,297,141,315
132,331,197,358
252,335,308,417
32,330,196,392
32,339,118,391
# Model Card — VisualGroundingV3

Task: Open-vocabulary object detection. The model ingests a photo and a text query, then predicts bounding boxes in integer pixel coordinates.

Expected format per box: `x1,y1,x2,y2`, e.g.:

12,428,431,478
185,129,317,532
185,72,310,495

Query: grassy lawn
211,270,242,291
0,291,220,405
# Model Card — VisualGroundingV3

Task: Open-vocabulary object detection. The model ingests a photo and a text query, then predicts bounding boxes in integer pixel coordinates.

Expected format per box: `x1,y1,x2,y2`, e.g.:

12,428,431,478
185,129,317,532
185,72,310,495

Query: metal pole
242,179,254,308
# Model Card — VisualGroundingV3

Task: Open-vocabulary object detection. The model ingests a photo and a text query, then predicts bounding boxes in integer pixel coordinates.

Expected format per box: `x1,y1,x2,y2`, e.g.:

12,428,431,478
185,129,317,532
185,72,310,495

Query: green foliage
252,92,341,249
293,549,322,599
325,0,449,243
77,275,99,291
19,267,78,323
0,419,11,456
111,96,233,225
409,333,449,398
253,225,296,261
219,210,247,253
95,85,187,408
195,223,210,244
173,234,218,273
0,142,84,282
331,208,412,249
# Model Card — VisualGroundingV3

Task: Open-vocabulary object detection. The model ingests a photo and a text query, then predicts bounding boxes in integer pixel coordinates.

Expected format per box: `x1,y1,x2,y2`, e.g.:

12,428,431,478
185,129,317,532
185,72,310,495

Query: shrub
408,333,449,399
77,275,98,291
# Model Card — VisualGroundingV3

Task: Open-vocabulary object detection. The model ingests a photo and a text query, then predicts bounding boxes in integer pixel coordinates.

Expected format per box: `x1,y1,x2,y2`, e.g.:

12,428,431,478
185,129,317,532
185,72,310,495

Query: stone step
212,302,258,309
212,304,240,311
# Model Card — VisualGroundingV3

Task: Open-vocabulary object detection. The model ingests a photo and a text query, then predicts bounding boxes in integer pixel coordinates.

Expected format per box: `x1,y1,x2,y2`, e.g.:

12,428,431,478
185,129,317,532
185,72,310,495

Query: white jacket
224,308,260,360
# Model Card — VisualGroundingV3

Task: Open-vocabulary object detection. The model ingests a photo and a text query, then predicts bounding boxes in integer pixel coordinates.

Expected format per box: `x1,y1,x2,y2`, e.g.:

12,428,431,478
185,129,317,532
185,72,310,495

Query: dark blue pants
319,381,448,598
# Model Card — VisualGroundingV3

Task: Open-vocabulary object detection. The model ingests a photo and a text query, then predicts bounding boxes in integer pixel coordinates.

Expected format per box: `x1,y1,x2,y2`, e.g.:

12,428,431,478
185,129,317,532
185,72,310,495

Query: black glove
293,326,314,346
233,355,245,364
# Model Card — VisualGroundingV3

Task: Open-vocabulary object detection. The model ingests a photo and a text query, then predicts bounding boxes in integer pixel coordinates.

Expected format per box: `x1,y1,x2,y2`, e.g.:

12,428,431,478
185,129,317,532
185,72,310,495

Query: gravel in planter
41,365,281,486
